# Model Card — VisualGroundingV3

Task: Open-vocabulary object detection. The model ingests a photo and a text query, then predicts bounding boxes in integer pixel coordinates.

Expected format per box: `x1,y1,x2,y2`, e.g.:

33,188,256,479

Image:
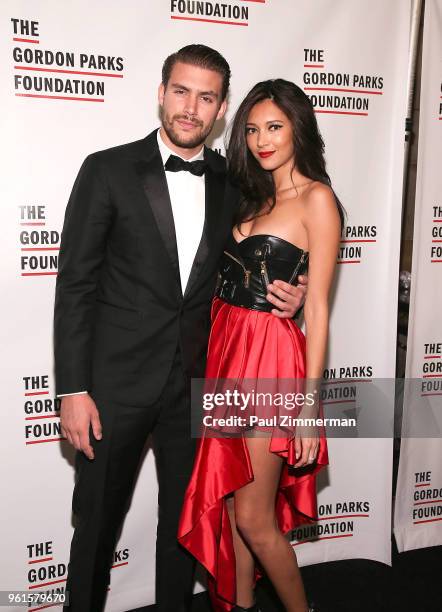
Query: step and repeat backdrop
394,0,442,554
1,1,411,610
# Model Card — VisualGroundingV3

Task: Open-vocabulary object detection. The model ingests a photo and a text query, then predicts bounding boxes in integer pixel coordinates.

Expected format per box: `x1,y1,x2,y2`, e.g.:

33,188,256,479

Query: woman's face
245,99,294,172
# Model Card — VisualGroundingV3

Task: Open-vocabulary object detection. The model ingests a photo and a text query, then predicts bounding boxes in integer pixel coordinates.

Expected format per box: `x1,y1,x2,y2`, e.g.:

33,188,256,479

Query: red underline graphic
21,247,60,251
433,219,442,222
321,399,356,405
14,65,124,78
22,272,58,276
414,499,442,506
26,437,66,445
171,15,248,26
337,260,361,264
13,37,39,43
432,239,442,243
16,93,104,102
317,513,369,520
315,110,368,116
20,222,46,226
293,533,353,546
424,355,440,359
322,379,372,385
25,391,49,396
241,0,265,3
415,483,431,487
28,557,53,564
305,87,382,95
431,259,442,262
413,516,442,525
25,414,60,421
423,374,442,378
421,392,442,397
111,561,129,569
340,239,376,243
29,578,66,590
304,64,324,68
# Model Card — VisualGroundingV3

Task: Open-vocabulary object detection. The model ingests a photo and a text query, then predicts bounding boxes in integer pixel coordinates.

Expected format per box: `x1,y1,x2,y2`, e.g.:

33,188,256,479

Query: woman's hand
266,274,308,318
293,430,319,468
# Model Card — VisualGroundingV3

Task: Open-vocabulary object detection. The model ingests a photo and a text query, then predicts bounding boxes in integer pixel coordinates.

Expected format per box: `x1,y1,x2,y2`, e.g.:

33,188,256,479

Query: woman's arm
294,183,341,466
304,183,341,379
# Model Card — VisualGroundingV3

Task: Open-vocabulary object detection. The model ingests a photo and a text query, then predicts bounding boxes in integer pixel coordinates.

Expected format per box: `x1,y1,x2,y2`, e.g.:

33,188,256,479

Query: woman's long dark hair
226,79,346,230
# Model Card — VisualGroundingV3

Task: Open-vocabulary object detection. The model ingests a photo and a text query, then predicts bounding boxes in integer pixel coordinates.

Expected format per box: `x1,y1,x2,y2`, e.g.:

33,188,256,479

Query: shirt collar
157,128,204,167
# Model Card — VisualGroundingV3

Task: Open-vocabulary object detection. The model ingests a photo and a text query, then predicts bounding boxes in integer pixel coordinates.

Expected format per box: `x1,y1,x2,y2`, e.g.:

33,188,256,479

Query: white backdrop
394,0,442,554
1,1,410,610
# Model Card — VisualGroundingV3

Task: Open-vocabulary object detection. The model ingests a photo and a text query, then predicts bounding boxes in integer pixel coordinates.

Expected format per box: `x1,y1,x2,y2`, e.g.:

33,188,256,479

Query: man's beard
160,109,213,149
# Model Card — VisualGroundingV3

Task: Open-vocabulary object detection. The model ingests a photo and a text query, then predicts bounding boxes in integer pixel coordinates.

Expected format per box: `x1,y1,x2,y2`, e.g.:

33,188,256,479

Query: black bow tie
165,154,207,176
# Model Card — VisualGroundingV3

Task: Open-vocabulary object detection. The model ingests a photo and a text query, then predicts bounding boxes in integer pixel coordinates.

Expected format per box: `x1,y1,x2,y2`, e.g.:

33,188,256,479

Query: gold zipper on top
223,251,252,288
260,260,270,288
288,252,308,284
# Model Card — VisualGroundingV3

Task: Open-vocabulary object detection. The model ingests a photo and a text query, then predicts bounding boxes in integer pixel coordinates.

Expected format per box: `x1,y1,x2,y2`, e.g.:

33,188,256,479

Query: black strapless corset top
215,234,309,313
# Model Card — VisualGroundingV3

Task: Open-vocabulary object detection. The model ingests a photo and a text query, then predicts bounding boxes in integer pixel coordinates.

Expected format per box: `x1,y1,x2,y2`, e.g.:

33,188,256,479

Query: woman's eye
245,127,256,135
269,124,282,131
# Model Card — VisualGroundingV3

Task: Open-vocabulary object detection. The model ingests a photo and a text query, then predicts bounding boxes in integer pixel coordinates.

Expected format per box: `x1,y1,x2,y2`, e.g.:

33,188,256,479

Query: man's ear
216,98,227,121
158,82,165,106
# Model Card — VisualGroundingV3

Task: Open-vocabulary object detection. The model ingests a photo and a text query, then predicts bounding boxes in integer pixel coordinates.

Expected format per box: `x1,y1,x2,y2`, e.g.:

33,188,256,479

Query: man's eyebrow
170,82,219,98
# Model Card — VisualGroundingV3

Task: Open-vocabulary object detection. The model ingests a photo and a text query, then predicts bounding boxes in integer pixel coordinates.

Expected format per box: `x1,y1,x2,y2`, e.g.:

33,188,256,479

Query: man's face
158,62,227,152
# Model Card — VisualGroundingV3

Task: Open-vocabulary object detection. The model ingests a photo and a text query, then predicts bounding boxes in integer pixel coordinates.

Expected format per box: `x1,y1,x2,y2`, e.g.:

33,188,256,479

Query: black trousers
63,350,197,611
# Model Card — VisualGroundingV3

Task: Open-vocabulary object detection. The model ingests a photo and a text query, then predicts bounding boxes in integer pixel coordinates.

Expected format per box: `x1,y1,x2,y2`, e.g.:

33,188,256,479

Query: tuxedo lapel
134,133,181,291
184,153,226,299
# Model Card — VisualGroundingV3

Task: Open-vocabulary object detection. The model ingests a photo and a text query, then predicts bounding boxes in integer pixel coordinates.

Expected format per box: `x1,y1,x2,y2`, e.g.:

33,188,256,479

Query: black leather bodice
215,234,309,313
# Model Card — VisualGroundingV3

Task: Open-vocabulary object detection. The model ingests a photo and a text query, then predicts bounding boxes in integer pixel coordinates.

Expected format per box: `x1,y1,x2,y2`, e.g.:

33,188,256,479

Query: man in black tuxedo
54,45,307,612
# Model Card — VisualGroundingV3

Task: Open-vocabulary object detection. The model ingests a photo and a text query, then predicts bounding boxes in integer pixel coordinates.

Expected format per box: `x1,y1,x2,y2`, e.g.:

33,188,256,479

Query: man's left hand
266,276,308,318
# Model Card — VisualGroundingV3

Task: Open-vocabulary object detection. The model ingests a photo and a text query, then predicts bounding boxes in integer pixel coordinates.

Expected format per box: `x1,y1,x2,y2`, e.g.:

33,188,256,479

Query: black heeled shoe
231,604,261,612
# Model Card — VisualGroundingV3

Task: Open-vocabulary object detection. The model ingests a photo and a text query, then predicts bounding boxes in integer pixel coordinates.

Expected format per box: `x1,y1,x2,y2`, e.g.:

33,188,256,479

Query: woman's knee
234,506,277,548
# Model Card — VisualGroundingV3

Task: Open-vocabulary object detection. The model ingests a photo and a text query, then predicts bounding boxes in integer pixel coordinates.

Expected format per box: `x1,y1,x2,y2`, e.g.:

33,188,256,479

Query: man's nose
184,94,198,116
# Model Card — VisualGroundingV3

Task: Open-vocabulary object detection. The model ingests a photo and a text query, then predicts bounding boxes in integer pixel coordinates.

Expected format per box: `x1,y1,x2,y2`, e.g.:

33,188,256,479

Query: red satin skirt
177,297,329,611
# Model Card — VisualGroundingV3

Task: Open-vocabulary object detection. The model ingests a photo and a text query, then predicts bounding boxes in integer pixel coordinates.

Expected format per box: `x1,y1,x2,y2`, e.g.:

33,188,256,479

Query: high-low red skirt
177,297,329,611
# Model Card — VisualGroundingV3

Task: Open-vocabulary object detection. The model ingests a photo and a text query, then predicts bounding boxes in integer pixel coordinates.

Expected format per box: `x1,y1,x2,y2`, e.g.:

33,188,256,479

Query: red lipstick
258,151,275,158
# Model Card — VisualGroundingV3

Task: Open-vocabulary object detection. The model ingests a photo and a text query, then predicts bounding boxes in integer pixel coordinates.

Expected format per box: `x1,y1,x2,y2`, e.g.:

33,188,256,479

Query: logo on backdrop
23,374,63,445
412,470,442,525
169,0,266,27
19,205,59,276
303,49,384,117
11,18,124,103
27,540,67,608
289,499,371,546
339,224,377,265
420,341,442,396
431,204,442,263
26,540,130,607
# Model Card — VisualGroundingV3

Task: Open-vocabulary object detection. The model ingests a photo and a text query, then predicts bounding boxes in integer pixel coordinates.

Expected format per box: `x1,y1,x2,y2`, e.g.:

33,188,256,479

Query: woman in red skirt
178,79,345,612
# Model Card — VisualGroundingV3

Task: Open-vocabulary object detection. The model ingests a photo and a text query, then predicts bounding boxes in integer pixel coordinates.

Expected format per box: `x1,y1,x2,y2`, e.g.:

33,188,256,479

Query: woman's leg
234,437,309,612
225,494,256,608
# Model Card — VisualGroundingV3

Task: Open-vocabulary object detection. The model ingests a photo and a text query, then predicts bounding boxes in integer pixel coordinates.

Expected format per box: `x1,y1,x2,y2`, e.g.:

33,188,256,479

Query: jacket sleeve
53,153,114,395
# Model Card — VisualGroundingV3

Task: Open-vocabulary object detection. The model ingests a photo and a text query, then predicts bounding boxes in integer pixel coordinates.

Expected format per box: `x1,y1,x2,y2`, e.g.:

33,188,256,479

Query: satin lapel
134,153,181,290
184,164,226,299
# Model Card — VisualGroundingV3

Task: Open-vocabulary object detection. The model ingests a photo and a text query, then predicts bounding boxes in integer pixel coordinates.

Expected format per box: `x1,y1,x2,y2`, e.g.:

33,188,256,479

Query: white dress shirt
156,128,206,292
58,128,206,398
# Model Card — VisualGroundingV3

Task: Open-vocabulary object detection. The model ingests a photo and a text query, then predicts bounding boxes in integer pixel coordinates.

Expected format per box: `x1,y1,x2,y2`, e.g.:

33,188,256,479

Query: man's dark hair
162,44,231,101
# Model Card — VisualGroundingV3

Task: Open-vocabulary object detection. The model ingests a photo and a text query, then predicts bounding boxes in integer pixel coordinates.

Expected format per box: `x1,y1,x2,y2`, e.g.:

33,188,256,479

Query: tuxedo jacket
54,129,238,406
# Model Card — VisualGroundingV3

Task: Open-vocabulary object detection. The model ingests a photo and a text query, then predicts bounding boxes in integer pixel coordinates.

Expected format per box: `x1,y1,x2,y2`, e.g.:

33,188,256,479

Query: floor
131,542,442,612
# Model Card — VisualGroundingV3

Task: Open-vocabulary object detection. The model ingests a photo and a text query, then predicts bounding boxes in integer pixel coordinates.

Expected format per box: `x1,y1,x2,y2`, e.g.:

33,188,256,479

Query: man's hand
60,393,102,460
266,274,308,318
